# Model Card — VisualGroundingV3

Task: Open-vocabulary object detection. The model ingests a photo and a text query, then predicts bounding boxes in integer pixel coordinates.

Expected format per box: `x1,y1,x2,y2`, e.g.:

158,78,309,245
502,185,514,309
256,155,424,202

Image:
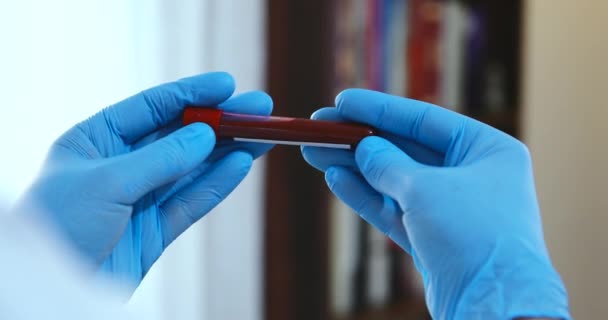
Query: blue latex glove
301,89,570,319
16,72,273,289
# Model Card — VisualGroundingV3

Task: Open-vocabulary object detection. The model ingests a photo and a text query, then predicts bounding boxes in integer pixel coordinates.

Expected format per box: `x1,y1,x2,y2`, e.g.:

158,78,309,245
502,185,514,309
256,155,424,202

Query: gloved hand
16,72,273,290
301,89,570,319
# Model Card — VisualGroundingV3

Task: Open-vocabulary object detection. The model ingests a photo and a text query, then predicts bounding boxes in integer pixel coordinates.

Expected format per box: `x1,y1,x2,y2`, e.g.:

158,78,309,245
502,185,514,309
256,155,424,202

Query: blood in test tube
183,107,376,149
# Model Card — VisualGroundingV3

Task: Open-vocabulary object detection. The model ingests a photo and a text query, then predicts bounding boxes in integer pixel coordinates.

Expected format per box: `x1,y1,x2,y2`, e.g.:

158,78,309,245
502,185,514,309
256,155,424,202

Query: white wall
0,1,266,320
522,1,608,318
0,1,137,200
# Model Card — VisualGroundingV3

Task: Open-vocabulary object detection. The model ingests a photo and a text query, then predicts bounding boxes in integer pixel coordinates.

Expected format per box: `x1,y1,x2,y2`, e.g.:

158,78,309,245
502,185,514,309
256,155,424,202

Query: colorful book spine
407,0,443,104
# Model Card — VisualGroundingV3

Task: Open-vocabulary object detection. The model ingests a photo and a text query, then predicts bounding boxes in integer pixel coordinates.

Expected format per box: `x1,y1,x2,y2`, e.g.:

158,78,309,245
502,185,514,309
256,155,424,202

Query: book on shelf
407,0,442,105
440,0,467,112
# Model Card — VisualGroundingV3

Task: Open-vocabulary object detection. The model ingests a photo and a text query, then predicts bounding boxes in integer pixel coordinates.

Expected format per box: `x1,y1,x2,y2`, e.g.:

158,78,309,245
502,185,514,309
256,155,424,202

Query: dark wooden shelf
331,298,430,320
466,109,520,135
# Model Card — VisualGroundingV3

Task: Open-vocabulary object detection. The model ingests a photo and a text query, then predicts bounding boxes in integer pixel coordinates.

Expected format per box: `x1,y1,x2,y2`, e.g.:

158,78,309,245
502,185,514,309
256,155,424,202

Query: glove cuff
453,240,571,320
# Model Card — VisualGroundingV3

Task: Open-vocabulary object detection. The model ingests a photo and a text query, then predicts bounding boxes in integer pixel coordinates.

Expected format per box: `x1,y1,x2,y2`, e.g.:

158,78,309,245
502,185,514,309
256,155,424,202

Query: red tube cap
183,107,223,136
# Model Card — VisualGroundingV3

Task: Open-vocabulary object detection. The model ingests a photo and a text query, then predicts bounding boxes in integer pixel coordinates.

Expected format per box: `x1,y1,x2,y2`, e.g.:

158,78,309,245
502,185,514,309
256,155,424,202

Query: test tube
183,107,376,149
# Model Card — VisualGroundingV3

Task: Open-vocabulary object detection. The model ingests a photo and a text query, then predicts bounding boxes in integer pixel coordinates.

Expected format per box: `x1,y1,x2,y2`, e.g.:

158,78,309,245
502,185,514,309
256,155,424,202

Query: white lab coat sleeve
0,208,134,320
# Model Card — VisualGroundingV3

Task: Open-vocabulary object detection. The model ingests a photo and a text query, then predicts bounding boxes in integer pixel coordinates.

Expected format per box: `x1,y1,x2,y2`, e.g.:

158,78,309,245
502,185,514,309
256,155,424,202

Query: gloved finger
311,106,343,121
213,90,275,159
130,119,182,150
325,166,411,253
335,89,482,154
159,151,253,246
381,132,444,166
218,90,273,115
214,141,274,160
301,107,357,170
301,133,444,172
149,89,274,203
154,142,273,204
103,72,235,144
355,136,426,203
100,123,215,204
301,146,357,172
312,106,444,166
136,126,275,161
132,90,275,159
302,106,444,171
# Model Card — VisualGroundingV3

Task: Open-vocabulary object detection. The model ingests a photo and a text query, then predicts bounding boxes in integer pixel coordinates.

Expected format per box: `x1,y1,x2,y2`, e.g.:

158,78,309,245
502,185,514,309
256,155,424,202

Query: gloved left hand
15,72,273,290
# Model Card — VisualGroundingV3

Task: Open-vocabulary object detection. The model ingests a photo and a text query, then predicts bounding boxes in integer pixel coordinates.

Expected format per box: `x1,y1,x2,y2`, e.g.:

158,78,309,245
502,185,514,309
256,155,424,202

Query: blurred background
0,0,606,319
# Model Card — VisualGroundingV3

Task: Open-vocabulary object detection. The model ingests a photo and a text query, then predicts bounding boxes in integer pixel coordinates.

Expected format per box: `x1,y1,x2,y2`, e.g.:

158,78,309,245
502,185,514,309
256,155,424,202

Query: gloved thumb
100,123,215,204
355,136,424,202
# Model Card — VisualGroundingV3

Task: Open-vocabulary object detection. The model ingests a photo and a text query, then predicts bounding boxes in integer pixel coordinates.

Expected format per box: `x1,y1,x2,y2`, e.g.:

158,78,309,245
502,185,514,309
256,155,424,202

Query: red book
407,0,443,103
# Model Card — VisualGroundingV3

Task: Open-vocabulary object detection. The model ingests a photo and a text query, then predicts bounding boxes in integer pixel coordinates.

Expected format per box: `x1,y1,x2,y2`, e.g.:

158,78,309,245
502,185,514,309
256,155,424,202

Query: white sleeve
0,209,134,320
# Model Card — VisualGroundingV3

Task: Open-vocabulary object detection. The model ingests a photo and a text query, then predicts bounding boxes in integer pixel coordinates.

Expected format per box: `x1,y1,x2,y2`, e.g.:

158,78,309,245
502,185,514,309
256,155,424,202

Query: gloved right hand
302,89,570,319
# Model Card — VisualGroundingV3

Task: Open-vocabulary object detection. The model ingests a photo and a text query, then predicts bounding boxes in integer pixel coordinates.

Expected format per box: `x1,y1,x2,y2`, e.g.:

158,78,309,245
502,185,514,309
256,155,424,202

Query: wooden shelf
466,109,520,135
331,298,430,320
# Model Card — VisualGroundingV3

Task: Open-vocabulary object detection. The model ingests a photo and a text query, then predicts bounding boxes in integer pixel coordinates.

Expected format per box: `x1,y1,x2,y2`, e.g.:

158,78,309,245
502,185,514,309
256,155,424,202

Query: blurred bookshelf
329,1,522,319
264,1,522,319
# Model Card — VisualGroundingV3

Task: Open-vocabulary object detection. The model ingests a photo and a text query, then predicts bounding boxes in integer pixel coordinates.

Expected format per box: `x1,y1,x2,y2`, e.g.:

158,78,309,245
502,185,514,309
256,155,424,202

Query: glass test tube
183,107,376,149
